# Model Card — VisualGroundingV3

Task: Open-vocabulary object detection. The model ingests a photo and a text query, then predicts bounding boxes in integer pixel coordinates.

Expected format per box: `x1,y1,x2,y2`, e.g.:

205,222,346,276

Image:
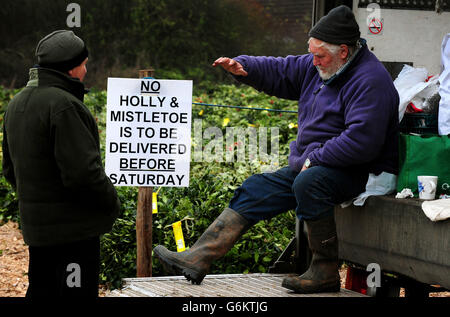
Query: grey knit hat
308,5,360,46
36,30,88,72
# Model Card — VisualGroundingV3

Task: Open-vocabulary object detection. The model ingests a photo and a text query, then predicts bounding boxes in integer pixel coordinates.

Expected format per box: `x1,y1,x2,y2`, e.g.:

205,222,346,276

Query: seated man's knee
292,168,321,200
292,167,334,219
242,173,263,186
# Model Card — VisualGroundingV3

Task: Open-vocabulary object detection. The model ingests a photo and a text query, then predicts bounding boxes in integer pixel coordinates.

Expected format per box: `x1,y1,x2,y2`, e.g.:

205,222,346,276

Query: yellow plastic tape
172,221,186,252
152,192,158,214
152,187,162,214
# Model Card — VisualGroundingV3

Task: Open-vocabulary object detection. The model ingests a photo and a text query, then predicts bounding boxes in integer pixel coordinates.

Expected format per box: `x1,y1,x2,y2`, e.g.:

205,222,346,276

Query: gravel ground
0,221,28,297
0,221,448,298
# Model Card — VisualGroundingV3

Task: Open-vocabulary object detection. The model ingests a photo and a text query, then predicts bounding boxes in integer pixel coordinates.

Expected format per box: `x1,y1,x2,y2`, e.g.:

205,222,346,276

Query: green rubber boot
154,208,250,284
282,215,341,293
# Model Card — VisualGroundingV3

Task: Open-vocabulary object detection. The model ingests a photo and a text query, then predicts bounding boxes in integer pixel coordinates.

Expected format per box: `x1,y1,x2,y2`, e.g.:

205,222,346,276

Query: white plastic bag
410,75,439,112
394,64,434,122
340,172,397,207
439,33,450,135
421,199,450,221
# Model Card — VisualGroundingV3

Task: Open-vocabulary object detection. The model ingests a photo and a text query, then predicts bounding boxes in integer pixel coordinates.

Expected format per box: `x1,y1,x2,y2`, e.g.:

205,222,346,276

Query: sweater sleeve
52,102,120,213
308,79,399,168
233,54,312,101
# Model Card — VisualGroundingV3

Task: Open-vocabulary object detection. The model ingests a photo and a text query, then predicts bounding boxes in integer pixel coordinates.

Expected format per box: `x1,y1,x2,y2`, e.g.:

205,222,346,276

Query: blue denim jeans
229,166,368,224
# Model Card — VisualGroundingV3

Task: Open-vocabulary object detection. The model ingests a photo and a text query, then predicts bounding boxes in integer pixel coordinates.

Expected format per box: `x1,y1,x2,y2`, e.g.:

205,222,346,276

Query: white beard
316,57,345,81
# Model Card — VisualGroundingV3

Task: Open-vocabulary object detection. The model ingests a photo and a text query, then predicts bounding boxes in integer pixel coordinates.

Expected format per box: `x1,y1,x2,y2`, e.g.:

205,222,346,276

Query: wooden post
139,68,155,79
136,68,155,277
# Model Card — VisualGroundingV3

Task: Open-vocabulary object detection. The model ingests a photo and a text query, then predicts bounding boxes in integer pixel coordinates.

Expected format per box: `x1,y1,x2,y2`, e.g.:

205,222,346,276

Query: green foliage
193,84,298,148
0,84,299,289
0,87,20,223
100,186,138,289
0,176,19,224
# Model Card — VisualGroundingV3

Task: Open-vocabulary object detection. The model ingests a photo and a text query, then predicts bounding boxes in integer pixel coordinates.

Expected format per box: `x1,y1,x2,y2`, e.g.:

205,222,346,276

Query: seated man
154,5,399,294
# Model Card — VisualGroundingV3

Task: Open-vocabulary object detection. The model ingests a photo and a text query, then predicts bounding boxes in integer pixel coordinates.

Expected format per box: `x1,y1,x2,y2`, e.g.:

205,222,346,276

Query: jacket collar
26,67,86,101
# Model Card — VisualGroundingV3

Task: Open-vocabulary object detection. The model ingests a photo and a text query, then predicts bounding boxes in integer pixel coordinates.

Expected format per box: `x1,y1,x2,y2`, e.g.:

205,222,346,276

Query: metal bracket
268,219,312,274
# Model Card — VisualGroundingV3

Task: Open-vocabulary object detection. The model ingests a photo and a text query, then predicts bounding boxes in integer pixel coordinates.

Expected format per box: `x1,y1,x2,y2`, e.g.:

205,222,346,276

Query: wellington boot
282,215,341,293
154,208,250,284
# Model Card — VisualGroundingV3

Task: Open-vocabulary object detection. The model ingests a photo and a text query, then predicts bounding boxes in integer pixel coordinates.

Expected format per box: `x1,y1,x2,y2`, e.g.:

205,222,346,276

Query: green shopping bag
397,133,450,197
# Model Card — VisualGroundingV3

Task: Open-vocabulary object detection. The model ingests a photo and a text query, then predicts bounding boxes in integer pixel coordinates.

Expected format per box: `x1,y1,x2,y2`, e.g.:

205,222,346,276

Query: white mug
417,176,438,200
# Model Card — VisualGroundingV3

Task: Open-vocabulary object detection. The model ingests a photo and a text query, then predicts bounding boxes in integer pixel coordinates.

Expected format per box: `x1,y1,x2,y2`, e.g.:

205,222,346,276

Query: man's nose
313,56,320,67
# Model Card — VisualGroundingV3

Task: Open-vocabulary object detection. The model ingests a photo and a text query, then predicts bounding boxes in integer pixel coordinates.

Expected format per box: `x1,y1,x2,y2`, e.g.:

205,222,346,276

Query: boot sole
154,247,206,285
281,279,341,294
181,267,205,285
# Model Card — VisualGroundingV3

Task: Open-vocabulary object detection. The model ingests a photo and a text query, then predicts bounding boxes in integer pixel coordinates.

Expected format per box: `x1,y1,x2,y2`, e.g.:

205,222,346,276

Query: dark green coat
2,67,120,246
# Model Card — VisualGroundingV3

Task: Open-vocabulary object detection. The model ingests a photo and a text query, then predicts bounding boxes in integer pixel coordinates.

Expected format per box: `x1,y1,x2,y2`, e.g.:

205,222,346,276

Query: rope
192,102,297,114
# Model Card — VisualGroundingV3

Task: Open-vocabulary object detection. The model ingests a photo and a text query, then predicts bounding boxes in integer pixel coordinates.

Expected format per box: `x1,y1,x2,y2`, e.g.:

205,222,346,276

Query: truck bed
335,195,450,290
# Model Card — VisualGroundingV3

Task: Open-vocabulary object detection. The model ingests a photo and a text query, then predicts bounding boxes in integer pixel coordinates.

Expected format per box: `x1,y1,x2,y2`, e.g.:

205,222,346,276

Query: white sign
105,78,192,187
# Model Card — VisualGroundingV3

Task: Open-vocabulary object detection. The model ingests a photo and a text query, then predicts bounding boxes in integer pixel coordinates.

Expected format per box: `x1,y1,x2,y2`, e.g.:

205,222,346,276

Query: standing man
2,30,120,297
154,6,399,294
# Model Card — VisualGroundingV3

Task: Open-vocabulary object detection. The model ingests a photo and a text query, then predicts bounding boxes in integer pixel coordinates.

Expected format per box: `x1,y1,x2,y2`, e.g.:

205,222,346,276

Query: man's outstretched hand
212,57,248,77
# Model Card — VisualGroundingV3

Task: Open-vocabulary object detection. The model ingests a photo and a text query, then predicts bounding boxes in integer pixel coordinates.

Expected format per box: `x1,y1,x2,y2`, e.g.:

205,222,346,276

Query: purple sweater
234,44,399,175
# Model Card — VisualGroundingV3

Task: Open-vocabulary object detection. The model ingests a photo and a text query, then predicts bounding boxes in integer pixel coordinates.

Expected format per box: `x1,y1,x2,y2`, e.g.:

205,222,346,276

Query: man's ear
339,45,349,60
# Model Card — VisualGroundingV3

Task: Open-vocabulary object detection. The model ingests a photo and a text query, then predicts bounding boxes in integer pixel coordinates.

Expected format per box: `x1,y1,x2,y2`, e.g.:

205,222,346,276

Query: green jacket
2,67,120,246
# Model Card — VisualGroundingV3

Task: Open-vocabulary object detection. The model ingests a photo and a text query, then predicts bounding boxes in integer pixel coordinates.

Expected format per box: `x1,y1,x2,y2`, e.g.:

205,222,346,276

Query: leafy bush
0,84,299,289
0,176,18,224
0,87,20,223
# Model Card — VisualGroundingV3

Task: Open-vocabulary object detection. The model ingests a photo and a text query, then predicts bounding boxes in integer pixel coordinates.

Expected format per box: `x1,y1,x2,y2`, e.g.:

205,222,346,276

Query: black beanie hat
308,5,360,46
36,30,88,72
